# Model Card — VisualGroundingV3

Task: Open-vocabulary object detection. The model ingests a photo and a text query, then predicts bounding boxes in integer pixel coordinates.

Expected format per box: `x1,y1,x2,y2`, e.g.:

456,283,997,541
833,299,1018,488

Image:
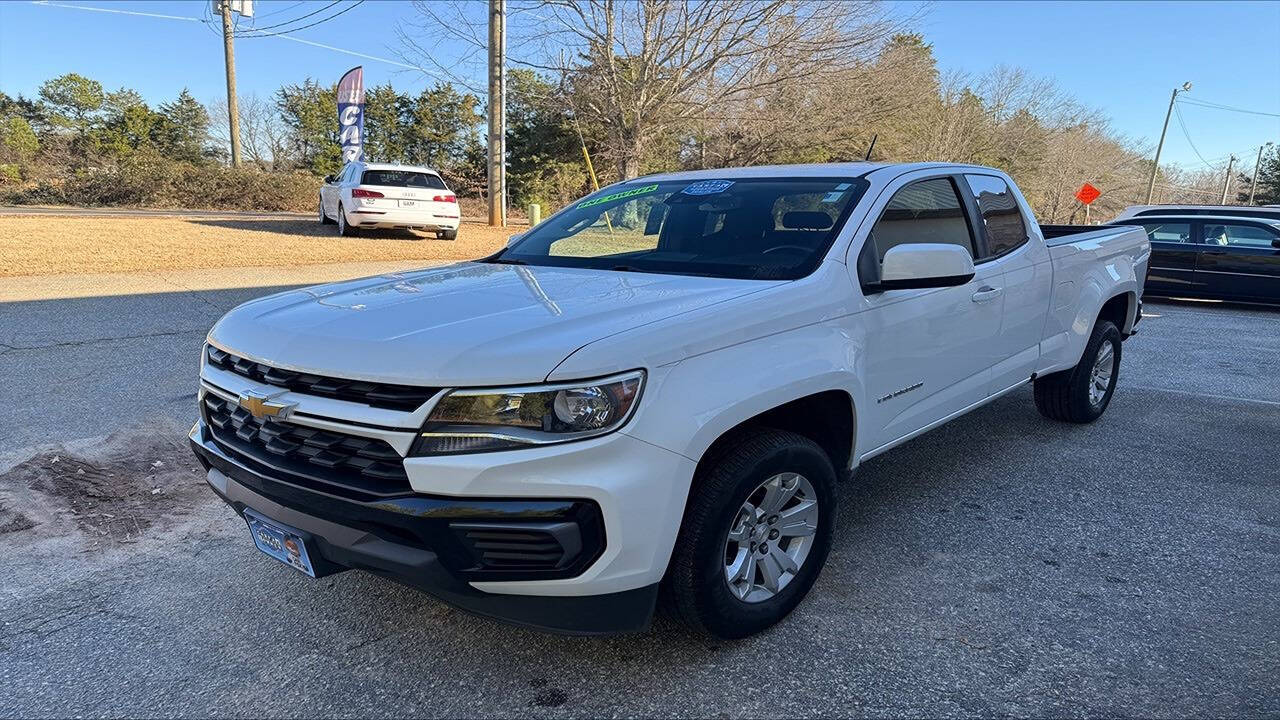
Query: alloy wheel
1089,339,1116,407
723,472,819,603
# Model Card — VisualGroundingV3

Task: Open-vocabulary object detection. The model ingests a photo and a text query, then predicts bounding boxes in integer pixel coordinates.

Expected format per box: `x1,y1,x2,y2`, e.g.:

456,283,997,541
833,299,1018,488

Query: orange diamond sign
1075,183,1101,205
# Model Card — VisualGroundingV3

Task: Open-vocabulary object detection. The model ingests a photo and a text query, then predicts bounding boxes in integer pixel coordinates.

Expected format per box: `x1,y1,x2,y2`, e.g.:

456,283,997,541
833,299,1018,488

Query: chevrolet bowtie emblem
237,389,297,421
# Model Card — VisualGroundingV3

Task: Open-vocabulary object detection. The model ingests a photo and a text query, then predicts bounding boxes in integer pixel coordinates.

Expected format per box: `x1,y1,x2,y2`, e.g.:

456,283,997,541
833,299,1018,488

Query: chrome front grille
202,393,411,498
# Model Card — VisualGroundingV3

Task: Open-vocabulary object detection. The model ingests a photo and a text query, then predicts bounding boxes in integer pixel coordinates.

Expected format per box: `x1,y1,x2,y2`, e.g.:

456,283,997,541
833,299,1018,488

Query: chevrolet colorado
190,163,1150,638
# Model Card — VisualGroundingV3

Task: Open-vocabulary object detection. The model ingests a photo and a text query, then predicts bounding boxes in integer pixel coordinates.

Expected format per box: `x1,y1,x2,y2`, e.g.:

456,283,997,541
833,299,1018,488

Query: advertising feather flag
336,66,365,163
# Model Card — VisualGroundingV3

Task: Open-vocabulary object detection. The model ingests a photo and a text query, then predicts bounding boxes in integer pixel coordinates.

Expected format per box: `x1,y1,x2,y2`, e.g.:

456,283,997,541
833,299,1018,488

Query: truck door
958,173,1053,395
1195,221,1280,301
851,174,1005,451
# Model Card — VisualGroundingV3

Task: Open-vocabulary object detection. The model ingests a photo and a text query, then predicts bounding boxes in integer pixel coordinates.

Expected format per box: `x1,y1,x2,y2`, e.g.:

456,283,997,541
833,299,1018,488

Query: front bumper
189,421,658,634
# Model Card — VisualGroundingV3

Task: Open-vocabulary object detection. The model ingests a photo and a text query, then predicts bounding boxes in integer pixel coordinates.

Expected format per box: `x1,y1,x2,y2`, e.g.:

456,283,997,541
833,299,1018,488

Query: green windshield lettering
576,183,660,210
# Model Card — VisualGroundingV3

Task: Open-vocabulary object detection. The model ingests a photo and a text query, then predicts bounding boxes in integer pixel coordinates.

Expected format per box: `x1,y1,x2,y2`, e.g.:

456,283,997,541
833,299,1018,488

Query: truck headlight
410,371,644,455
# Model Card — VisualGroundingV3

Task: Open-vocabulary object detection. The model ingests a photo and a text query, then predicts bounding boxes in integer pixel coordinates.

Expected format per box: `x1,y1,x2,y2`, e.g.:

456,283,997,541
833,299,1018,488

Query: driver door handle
971,286,1003,303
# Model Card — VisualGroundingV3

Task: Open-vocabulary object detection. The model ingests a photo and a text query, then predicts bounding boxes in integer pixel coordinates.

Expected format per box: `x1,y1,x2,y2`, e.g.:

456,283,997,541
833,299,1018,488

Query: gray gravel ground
1,290,1278,718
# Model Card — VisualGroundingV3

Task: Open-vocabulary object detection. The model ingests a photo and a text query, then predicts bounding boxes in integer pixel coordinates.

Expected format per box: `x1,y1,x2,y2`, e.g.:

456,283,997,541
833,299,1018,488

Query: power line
254,1,307,19
30,1,200,23
1173,101,1220,171
234,0,341,35
270,34,440,74
1178,97,1280,119
235,1,364,38
31,0,427,73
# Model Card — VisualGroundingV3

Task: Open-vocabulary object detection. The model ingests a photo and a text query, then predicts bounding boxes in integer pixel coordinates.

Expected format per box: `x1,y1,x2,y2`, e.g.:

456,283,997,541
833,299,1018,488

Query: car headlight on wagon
411,371,645,455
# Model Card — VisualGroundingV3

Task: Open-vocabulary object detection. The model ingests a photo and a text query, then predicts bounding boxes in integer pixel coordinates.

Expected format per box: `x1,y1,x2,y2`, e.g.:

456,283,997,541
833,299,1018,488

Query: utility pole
1145,82,1192,204
219,1,243,168
1219,154,1236,205
487,0,506,227
1249,142,1273,206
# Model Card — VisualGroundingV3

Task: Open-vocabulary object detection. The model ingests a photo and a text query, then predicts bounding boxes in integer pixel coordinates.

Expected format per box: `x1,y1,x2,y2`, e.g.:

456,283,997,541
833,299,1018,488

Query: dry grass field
0,215,511,277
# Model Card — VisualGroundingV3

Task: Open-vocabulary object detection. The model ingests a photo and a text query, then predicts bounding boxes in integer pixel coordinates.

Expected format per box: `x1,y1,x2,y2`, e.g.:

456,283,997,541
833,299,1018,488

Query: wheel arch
691,389,858,481
1097,290,1137,336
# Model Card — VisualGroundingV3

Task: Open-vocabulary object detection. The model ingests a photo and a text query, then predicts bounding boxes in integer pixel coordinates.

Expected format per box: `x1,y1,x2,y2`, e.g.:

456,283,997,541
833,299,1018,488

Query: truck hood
209,262,782,386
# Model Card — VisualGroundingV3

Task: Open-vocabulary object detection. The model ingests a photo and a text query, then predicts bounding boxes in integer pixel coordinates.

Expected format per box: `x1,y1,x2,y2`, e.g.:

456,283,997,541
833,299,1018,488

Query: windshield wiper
486,256,528,265
611,265,645,273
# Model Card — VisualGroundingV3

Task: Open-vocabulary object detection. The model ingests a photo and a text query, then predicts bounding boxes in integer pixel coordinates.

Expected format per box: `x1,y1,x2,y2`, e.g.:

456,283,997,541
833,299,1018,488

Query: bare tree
402,0,905,179
208,94,292,170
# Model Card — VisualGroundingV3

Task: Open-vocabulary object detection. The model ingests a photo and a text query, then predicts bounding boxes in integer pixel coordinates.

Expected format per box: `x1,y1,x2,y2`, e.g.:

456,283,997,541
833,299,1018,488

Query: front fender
622,321,864,469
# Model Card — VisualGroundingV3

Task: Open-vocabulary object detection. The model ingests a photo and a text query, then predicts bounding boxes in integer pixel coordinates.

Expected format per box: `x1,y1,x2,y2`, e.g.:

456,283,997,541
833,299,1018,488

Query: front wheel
318,196,334,224
1034,319,1122,423
661,429,836,639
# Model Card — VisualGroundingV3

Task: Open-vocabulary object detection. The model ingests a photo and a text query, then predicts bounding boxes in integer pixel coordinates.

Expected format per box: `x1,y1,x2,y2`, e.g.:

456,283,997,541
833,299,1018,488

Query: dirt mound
0,499,36,534
0,424,210,545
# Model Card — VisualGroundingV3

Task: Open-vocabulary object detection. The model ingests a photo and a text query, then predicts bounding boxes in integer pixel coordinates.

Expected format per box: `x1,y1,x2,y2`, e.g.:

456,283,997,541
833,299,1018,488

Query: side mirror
507,233,523,247
865,243,976,293
324,175,336,184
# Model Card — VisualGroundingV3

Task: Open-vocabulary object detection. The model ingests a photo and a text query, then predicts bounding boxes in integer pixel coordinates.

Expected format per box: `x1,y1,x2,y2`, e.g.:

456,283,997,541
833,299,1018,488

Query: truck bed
1039,223,1141,246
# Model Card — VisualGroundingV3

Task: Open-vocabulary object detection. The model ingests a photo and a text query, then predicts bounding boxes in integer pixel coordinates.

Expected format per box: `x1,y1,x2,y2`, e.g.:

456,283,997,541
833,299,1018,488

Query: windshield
494,177,869,280
361,170,447,189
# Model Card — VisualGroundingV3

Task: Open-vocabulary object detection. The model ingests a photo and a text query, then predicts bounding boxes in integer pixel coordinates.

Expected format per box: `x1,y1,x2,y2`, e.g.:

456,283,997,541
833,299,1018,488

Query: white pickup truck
190,163,1149,638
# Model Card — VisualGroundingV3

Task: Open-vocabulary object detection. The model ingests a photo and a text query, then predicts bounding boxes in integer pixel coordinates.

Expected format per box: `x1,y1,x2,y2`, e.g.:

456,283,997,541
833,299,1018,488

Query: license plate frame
243,508,317,577
398,199,417,208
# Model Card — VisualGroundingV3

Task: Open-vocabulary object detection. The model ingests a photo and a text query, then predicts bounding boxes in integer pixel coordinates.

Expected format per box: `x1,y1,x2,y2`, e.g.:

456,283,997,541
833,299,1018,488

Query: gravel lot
1,287,1277,718
0,215,508,277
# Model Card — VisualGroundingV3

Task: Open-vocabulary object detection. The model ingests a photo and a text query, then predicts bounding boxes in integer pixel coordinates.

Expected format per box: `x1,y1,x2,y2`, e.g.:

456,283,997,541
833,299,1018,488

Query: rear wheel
1034,319,1121,423
337,203,359,237
662,429,835,639
318,196,334,224
439,228,458,241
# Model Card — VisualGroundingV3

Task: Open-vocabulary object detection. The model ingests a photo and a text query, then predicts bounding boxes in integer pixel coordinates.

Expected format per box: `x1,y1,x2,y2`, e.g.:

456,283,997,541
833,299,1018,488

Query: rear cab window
963,174,1029,260
361,170,448,190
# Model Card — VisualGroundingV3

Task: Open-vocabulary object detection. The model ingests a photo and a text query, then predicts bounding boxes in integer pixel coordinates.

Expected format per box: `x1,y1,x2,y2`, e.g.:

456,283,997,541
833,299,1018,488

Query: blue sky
2,0,1277,172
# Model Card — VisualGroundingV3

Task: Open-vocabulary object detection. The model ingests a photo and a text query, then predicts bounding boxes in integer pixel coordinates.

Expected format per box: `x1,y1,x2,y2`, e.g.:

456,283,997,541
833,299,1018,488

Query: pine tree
156,89,211,164
1238,145,1280,205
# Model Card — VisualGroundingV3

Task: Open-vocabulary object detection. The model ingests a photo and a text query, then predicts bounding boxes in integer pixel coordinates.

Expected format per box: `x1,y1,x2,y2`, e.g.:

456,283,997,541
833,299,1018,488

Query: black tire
661,429,836,639
337,203,359,237
1034,319,1122,423
318,196,334,224
440,228,458,241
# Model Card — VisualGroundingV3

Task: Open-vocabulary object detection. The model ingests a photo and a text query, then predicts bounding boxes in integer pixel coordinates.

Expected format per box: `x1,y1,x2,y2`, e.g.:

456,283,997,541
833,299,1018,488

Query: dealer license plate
399,199,417,208
244,509,316,577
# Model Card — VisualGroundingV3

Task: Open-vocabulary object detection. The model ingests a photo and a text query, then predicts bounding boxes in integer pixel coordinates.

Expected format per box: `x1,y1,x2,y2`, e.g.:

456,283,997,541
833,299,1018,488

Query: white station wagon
319,161,461,240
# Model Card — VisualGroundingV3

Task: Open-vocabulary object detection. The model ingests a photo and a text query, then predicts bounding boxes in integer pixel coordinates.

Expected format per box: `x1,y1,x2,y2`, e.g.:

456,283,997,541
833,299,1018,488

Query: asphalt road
1,288,1278,718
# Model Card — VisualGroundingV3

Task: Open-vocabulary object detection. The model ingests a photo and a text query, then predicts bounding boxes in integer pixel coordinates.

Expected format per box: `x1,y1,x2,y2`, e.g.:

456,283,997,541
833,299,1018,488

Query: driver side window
870,177,976,263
